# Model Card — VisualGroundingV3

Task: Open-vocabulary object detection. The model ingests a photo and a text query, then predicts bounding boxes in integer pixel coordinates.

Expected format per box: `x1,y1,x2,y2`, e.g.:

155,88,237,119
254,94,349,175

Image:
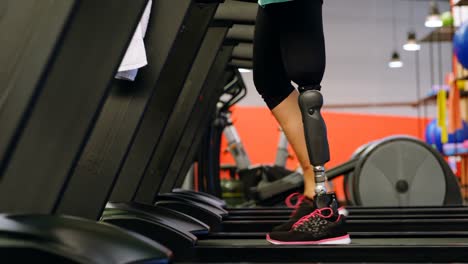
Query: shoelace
292,207,333,230
285,192,306,208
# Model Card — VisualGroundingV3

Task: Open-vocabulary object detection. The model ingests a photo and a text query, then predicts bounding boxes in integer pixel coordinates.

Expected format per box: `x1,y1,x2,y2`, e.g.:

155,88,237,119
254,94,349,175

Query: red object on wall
220,106,429,202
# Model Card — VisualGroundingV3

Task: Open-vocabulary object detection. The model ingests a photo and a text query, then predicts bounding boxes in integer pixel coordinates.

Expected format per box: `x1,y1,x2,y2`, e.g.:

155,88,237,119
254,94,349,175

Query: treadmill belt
198,237,468,246
194,237,468,262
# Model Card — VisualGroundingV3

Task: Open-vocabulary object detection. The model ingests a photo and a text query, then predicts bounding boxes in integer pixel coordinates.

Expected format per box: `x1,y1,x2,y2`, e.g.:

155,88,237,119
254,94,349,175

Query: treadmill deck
193,237,468,262
199,237,468,246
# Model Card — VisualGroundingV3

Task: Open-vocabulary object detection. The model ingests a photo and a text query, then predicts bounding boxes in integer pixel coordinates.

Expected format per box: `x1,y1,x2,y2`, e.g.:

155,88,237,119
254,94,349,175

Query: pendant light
389,1,403,68
389,51,404,68
403,2,420,52
404,31,421,51
425,1,443,28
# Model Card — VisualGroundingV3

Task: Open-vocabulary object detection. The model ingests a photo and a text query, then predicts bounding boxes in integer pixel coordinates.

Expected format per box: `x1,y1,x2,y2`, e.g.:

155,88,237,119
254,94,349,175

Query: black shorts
253,0,325,109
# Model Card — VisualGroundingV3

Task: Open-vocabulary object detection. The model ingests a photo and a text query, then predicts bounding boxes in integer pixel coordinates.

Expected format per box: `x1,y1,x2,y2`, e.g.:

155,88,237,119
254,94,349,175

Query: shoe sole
266,234,351,245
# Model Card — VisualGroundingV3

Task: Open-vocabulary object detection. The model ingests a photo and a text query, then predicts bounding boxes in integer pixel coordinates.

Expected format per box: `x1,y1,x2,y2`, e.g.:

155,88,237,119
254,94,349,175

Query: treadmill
31,0,226,261
102,0,238,223
56,0,223,220
0,0,170,262
89,2,468,263
48,0,224,242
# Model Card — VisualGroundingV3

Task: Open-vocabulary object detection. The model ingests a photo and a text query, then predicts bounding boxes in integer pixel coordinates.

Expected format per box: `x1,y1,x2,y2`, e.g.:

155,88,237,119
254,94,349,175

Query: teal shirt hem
258,0,293,7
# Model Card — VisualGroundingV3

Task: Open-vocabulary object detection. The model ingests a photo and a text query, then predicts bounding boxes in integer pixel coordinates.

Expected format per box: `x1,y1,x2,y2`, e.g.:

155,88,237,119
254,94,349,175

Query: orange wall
220,106,429,201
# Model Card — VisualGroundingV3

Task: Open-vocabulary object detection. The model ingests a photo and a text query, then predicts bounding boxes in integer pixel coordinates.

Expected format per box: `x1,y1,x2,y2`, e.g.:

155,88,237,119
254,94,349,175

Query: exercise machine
247,135,464,207
198,73,303,204
0,0,171,262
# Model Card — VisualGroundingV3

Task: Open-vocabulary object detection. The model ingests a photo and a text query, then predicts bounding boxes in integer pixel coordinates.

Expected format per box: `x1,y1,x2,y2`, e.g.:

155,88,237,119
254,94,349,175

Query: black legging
253,0,325,110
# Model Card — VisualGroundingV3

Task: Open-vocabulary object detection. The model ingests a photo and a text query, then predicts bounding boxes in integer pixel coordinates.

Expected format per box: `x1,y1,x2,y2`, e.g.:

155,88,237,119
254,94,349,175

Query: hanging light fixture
389,51,403,68
403,31,421,51
389,1,403,68
404,1,421,52
238,68,252,73
425,1,442,28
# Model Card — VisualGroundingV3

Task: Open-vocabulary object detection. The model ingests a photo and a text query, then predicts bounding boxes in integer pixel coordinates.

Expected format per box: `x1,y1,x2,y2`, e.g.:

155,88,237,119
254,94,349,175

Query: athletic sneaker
266,207,351,245
272,192,348,232
272,193,316,232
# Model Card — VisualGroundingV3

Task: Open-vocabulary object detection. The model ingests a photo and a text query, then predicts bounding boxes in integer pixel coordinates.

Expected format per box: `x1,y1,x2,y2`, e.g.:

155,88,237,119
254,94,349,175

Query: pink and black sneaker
272,193,316,232
272,192,348,232
266,207,351,245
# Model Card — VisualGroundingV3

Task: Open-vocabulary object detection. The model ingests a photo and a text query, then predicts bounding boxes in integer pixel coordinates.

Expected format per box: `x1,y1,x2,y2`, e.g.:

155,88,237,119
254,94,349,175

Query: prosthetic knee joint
298,85,336,208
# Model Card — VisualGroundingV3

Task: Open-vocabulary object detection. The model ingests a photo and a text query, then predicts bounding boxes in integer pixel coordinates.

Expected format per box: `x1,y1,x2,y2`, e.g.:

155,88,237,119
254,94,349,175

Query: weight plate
344,140,377,205
354,137,446,206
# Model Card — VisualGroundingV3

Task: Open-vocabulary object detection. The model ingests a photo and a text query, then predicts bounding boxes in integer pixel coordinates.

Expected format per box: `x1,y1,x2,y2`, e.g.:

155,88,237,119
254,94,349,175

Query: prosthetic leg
298,85,339,212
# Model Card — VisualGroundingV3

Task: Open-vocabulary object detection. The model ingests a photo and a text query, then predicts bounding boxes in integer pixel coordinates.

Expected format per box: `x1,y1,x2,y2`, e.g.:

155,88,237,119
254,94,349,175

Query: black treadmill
47,0,224,241
102,0,237,224
31,0,228,261
89,2,468,263
56,0,223,220
0,1,170,262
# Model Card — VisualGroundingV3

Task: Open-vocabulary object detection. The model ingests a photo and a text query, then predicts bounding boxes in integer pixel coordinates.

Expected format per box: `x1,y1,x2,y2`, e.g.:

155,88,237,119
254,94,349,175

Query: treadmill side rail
0,214,171,264
156,199,223,231
161,192,227,213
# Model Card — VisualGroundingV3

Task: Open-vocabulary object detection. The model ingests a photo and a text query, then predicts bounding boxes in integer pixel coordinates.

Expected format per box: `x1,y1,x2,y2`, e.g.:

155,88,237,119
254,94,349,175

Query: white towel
115,0,152,81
